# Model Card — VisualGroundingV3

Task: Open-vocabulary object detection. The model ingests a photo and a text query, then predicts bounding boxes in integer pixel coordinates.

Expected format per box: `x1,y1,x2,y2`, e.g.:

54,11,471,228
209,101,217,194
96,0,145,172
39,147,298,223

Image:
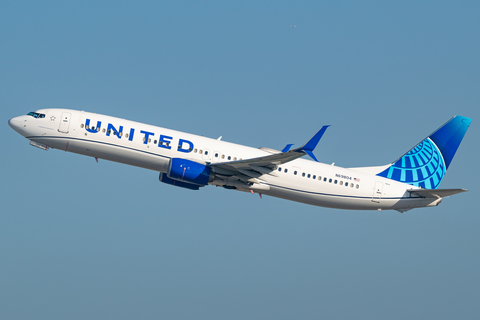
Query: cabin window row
213,152,240,161
82,124,182,147
82,124,132,138
81,124,243,160
277,167,359,189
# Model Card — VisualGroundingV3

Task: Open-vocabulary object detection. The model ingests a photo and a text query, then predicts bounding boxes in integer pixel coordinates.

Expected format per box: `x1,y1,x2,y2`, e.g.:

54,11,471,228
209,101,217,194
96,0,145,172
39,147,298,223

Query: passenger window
215,153,218,157
278,167,282,171
307,174,311,178
81,124,84,128
345,182,348,187
313,175,316,179
205,151,208,155
284,169,288,173
294,171,297,175
86,125,90,130
97,127,100,132
334,180,338,184
339,181,343,185
234,157,237,161
324,177,327,182
199,150,203,154
329,179,332,183
302,173,305,177
154,140,157,144
221,155,225,159
125,133,128,138
356,185,359,189
103,128,106,133
194,148,197,153
228,156,231,160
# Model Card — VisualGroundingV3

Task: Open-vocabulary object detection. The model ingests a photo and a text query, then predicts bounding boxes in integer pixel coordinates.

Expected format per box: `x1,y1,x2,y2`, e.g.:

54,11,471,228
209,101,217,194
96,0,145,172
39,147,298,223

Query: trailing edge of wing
210,125,330,175
408,188,467,199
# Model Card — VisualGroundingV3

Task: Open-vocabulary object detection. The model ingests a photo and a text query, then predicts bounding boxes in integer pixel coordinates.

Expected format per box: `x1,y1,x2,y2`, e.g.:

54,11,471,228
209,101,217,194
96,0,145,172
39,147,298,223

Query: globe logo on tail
377,138,446,189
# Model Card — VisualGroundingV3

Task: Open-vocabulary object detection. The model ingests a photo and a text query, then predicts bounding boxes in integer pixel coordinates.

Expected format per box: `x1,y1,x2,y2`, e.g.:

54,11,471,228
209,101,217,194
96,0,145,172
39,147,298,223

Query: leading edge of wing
210,125,330,172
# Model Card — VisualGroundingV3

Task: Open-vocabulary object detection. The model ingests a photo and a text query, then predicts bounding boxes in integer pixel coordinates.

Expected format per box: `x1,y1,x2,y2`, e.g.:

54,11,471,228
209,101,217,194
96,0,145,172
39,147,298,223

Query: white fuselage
9,109,439,211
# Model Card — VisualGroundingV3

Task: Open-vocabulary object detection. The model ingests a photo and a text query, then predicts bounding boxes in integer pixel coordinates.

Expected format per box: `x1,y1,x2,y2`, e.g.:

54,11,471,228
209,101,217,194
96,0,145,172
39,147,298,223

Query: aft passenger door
58,112,71,133
372,181,383,203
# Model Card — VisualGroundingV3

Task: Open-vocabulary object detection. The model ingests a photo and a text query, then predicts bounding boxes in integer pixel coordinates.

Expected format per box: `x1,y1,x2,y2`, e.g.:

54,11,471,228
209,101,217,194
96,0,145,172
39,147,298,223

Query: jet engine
159,158,213,190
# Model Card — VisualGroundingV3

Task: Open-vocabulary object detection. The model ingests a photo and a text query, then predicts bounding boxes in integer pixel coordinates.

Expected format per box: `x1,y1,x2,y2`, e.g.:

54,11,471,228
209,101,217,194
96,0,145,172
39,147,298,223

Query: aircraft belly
265,185,367,210
264,184,406,210
35,137,170,172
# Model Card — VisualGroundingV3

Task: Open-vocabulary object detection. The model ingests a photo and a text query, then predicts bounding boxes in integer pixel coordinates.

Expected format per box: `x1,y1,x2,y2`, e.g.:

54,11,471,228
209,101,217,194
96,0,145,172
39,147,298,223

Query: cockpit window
27,112,45,119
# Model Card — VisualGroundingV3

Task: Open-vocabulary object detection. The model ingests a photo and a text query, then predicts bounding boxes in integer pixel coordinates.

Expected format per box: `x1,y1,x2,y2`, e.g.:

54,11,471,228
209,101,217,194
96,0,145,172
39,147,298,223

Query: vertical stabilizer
377,116,471,189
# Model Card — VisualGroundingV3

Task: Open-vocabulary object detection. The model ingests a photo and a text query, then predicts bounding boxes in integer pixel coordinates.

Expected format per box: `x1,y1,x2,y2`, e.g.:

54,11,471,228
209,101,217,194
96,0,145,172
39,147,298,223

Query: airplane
8,109,471,212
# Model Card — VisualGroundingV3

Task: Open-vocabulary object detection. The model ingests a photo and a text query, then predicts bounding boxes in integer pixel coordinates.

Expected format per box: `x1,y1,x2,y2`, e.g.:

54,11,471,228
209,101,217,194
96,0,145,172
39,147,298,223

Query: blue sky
1,1,479,319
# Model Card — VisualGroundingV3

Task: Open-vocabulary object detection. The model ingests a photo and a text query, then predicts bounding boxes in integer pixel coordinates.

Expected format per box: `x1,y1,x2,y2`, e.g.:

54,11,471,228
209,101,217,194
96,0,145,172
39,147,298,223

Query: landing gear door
58,112,71,133
372,181,383,203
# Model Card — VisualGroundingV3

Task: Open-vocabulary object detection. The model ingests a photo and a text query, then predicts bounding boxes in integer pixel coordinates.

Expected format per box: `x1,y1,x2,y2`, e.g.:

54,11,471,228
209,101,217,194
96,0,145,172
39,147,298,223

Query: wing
210,125,329,181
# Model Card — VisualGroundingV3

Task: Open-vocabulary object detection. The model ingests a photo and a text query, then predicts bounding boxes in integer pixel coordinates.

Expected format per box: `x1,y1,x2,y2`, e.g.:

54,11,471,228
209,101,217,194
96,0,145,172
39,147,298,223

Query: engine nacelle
159,173,201,190
167,158,213,186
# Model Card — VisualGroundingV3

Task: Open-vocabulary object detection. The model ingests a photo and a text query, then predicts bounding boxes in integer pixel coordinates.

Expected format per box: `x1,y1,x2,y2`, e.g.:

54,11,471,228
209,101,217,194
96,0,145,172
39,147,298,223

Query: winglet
282,144,294,153
299,125,330,152
304,150,319,162
295,125,330,162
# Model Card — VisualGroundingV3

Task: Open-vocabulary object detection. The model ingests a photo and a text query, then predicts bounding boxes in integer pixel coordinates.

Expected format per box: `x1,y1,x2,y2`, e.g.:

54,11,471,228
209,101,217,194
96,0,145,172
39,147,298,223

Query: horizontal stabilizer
408,188,467,199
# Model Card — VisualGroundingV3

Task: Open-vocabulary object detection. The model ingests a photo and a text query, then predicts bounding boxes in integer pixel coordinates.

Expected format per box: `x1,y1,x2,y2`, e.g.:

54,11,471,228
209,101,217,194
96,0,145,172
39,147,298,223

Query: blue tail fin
377,116,472,189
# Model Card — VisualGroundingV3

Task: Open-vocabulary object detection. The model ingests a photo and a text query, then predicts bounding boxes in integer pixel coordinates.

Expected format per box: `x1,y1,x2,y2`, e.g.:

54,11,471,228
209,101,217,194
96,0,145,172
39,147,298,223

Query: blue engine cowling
159,173,201,190
167,158,212,186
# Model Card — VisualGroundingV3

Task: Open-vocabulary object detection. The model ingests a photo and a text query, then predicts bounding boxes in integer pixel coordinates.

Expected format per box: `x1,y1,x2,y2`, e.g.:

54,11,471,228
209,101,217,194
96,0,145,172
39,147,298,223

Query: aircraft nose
8,116,24,134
